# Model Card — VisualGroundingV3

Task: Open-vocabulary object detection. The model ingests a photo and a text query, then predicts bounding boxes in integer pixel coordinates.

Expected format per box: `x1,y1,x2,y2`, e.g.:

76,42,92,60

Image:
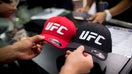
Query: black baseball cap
67,22,112,60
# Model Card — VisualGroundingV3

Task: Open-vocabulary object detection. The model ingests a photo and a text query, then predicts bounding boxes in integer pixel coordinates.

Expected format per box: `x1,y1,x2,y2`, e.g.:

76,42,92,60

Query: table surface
33,43,131,74
29,11,132,74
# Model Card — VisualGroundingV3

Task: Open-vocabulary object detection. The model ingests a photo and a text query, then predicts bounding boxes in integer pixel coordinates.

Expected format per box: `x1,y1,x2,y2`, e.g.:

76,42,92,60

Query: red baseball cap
40,16,76,49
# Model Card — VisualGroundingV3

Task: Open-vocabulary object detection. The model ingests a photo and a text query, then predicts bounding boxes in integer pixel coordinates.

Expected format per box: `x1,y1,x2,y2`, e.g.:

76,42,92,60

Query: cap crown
41,16,76,48
67,22,112,60
74,22,112,53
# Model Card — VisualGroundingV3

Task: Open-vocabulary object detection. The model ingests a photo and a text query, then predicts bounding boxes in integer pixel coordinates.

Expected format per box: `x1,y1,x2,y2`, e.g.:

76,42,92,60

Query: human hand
75,7,89,13
88,12,106,24
12,35,46,60
60,45,93,74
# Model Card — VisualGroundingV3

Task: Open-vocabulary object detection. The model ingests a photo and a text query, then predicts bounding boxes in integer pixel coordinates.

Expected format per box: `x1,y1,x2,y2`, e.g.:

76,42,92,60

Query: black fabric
56,55,106,74
24,20,45,34
0,0,11,3
56,55,65,72
0,60,49,74
0,62,20,74
26,0,74,11
89,62,106,74
24,13,75,34
67,22,112,60
0,26,8,34
74,22,112,53
129,69,132,74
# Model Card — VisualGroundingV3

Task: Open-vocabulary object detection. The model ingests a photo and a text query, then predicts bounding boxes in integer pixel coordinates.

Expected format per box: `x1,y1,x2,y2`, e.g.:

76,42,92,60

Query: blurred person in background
0,0,46,72
0,0,93,74
23,0,74,11
76,0,132,24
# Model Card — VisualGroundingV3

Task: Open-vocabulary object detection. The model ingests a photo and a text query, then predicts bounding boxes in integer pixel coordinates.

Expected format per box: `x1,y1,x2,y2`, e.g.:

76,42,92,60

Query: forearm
109,0,132,17
59,65,79,74
59,64,90,74
0,45,18,64
85,0,95,10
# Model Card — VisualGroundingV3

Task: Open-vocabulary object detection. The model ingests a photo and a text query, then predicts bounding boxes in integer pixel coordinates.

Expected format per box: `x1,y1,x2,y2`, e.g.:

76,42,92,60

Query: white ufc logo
45,22,68,35
79,31,105,45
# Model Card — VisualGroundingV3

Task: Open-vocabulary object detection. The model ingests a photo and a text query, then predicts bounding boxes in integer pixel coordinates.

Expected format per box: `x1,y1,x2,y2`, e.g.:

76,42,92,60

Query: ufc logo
45,22,68,35
79,31,105,45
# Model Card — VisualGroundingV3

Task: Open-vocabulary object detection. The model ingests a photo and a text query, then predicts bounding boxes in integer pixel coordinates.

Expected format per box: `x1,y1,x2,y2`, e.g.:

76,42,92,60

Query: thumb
75,45,85,53
30,35,45,42
88,15,95,21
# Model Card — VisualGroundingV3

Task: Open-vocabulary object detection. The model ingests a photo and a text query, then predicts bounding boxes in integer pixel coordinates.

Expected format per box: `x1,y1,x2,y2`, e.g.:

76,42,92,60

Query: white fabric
104,10,112,21
88,2,97,15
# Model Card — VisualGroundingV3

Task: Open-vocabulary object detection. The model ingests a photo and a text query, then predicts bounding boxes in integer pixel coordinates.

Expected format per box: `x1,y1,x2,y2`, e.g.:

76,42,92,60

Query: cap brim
41,34,68,49
67,42,108,61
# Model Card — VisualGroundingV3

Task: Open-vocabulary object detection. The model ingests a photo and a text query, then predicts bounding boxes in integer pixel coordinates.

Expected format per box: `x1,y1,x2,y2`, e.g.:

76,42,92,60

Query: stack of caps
40,16,112,60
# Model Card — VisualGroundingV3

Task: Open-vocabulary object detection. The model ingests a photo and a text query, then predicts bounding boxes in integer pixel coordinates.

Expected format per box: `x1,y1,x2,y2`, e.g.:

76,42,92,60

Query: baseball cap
67,22,112,60
40,16,76,49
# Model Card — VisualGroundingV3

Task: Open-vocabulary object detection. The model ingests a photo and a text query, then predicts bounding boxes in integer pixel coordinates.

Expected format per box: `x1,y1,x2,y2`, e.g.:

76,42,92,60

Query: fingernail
39,35,45,39
79,45,84,49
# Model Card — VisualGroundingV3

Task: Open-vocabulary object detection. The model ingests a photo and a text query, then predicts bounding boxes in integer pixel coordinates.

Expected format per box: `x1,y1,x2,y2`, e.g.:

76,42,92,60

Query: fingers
30,35,45,42
92,20,98,23
65,45,85,57
32,43,43,54
67,45,85,53
88,15,95,21
65,50,72,57
89,17,100,23
92,20,103,24
30,35,47,46
75,45,85,53
76,8,83,12
85,53,93,59
66,50,72,55
83,52,89,57
88,16,97,23
76,46,92,58
85,54,94,68
30,35,46,55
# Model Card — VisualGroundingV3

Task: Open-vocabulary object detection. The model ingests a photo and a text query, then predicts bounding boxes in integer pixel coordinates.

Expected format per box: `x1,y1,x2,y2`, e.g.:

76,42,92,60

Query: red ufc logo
45,22,68,35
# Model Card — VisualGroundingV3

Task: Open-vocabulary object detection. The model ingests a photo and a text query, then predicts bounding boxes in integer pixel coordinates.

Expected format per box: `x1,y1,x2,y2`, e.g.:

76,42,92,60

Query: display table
33,43,131,74
24,11,132,74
